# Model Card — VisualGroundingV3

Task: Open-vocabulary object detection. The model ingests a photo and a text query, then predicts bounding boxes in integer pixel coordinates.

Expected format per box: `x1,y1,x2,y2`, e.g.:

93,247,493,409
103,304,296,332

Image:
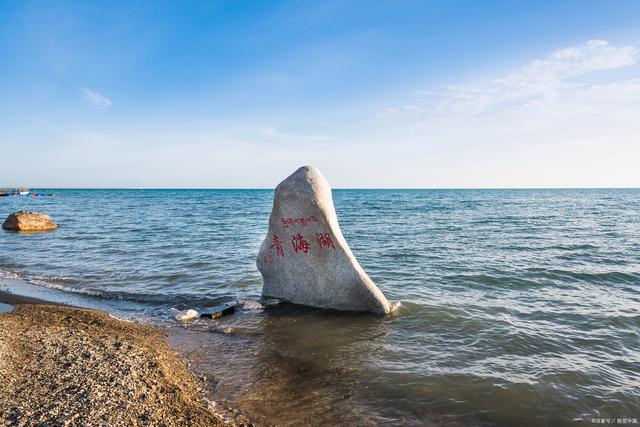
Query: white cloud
442,39,637,113
360,39,640,187
242,126,335,143
378,40,640,129
81,88,112,109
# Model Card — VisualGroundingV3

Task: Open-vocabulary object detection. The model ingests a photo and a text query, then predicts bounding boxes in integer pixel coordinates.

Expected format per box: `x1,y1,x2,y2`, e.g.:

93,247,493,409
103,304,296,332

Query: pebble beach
0,294,250,426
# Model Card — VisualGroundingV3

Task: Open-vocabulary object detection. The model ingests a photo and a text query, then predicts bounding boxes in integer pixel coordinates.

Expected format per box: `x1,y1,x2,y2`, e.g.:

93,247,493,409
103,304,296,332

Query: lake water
1,189,639,426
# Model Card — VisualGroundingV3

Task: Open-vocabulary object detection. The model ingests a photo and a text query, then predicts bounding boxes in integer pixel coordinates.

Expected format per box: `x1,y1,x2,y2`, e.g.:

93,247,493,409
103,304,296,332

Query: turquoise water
1,189,639,425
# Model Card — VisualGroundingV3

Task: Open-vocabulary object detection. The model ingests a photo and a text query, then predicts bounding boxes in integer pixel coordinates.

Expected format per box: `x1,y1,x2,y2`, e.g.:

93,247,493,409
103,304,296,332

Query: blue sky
1,0,639,188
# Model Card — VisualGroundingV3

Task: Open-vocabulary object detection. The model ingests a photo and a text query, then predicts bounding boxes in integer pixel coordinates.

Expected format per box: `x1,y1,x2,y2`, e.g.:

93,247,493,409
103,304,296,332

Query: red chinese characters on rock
272,230,335,258
315,232,335,250
271,234,285,257
291,233,311,254
281,215,319,229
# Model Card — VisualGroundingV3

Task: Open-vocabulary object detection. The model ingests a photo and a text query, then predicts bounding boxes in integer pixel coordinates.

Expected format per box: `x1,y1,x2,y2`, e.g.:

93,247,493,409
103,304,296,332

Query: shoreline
0,290,67,306
0,292,255,426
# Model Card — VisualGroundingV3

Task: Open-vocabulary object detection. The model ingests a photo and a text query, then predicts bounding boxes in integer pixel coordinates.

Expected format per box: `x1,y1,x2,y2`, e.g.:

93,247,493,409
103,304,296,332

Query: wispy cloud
356,39,640,187
443,39,637,114
380,39,639,126
243,126,335,143
81,88,112,109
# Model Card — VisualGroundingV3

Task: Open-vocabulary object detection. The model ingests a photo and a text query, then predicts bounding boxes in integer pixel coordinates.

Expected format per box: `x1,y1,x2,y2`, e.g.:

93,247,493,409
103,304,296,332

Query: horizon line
9,186,640,191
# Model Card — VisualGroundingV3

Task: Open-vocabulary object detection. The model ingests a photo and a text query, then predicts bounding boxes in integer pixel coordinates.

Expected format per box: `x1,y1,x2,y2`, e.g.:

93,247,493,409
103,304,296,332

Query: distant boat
0,188,55,197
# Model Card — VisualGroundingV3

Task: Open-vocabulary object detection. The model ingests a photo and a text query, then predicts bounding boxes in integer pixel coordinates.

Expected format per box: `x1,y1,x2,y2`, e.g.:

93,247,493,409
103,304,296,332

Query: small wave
27,277,103,297
108,313,133,322
389,301,402,314
30,274,81,286
445,273,540,289
382,252,428,259
1,266,108,298
0,269,20,280
548,244,600,251
229,277,262,288
1,265,240,308
527,268,640,285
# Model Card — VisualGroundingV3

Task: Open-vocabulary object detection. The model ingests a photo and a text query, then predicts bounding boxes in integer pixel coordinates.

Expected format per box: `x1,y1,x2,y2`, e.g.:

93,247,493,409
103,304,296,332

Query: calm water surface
1,189,639,426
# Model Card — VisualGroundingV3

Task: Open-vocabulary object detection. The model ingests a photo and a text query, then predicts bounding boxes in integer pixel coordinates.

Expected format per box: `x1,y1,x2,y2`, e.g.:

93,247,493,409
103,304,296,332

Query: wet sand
0,291,62,306
0,296,237,426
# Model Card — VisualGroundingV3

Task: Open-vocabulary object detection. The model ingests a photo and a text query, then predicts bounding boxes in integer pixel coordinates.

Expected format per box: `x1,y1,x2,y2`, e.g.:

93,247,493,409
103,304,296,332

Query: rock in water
200,305,235,319
257,166,391,314
2,211,57,231
170,308,199,322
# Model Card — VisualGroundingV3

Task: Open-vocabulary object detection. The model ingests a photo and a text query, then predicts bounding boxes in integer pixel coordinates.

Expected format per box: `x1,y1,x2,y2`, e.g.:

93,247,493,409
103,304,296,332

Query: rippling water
1,189,639,425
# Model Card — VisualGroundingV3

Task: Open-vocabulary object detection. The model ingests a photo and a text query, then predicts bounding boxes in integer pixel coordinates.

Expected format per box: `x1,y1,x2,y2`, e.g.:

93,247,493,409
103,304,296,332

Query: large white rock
257,166,391,314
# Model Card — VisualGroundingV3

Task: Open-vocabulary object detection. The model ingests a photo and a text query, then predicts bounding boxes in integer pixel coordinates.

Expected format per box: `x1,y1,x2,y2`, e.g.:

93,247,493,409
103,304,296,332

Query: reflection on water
169,300,640,426
169,296,640,426
170,305,391,425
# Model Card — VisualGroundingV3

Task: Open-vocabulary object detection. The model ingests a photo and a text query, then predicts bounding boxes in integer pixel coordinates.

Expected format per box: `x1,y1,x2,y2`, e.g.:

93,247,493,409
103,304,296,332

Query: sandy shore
0,300,234,426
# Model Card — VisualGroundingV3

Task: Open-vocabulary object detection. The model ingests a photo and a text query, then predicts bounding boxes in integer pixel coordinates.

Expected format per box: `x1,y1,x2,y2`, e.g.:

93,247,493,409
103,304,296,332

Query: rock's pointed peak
278,165,327,187
258,166,391,314
283,165,328,184
274,165,333,211
294,165,318,175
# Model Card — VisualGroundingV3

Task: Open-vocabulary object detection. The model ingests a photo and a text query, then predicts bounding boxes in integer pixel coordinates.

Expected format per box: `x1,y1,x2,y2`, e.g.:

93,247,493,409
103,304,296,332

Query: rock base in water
200,305,235,319
2,211,57,231
257,166,391,314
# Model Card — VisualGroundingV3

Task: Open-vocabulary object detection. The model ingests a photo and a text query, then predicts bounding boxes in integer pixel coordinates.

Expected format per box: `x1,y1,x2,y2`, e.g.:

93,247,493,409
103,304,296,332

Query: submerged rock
237,299,263,311
200,305,235,319
257,166,391,314
2,211,57,231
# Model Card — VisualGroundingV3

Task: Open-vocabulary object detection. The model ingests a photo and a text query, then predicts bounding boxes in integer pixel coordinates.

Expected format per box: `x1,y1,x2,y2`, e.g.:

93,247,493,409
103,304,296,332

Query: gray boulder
257,166,391,314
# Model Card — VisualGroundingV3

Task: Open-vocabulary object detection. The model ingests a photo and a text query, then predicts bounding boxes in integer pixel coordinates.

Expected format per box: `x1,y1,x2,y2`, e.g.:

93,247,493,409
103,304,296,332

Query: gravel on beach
0,303,228,426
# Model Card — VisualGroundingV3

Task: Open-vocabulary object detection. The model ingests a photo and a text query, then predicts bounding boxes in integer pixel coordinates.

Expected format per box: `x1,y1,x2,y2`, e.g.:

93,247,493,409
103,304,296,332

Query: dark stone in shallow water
200,305,235,319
